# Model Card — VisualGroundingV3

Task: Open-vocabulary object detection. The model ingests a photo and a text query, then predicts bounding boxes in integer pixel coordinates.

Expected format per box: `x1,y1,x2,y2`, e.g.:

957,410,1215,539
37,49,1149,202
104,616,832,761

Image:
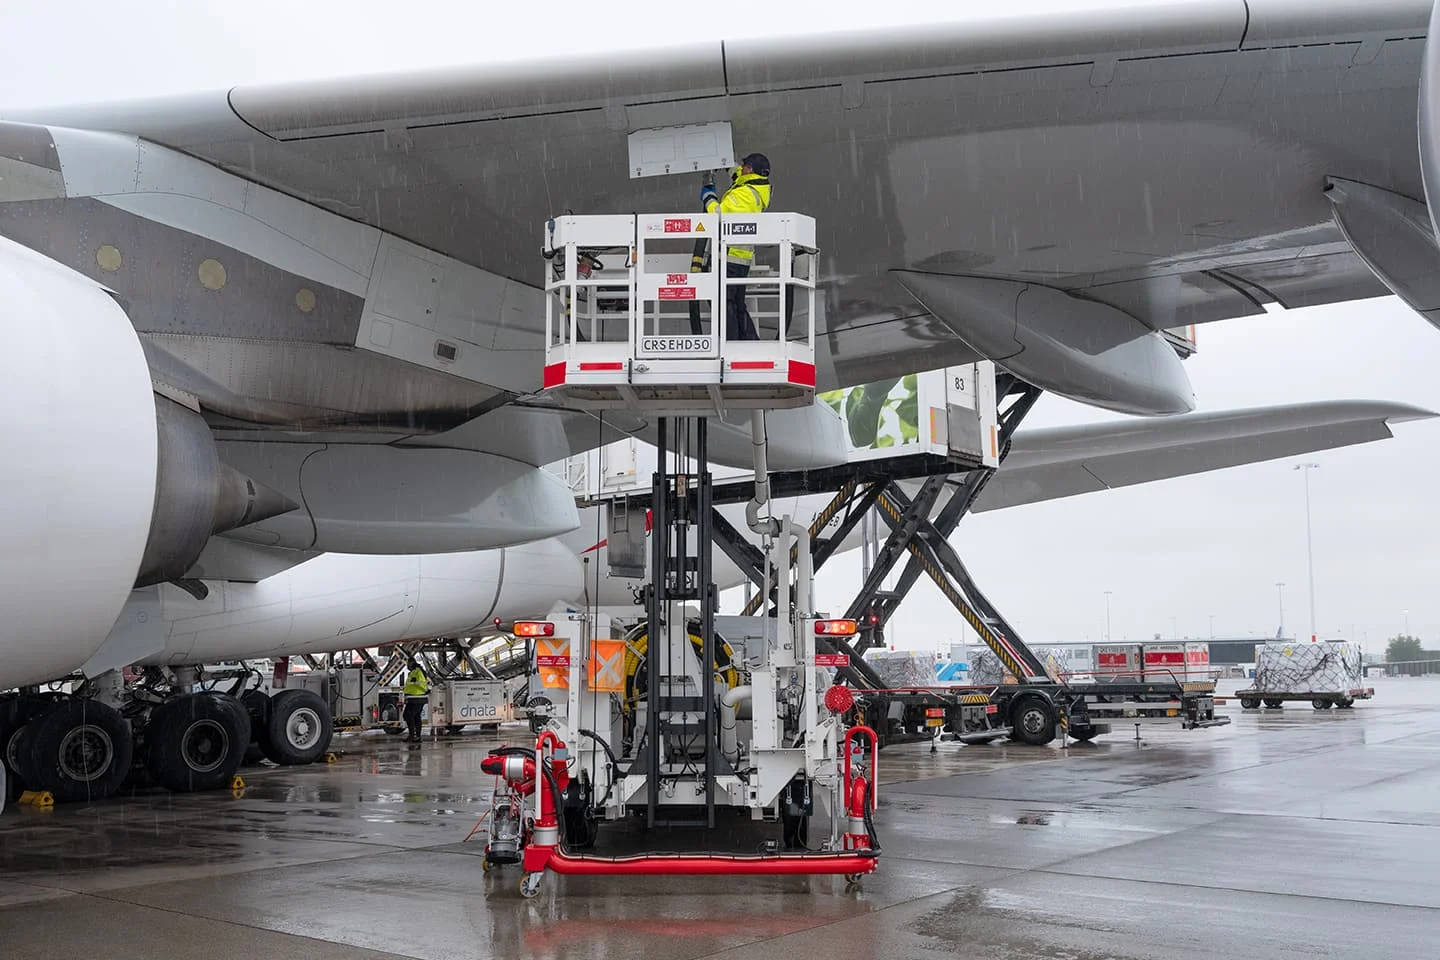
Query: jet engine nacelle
1420,1,1440,246
100,538,583,667
0,239,294,688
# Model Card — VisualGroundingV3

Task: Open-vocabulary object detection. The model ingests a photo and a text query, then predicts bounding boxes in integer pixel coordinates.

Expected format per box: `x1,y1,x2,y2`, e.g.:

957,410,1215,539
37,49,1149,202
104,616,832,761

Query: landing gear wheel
1263,699,1284,709
259,689,333,765
240,690,270,735
203,692,252,747
1313,698,1333,710
22,699,133,803
144,694,249,793
1,696,58,796
519,872,543,898
1239,698,1261,709
1,699,40,794
1011,697,1057,746
1068,725,1099,742
238,691,270,765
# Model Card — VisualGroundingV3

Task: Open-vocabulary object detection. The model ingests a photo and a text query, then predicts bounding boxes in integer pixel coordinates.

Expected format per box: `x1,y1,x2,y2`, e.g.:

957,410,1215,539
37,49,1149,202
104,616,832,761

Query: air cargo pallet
1231,687,1374,710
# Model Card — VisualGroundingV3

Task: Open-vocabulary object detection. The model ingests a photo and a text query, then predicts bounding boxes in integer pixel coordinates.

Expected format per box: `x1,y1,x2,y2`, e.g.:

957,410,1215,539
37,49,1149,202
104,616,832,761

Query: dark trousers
725,262,758,341
403,697,425,740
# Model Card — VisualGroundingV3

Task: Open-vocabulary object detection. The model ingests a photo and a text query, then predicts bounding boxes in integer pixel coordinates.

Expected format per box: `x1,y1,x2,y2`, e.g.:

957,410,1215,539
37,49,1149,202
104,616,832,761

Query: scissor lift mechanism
704,376,1229,745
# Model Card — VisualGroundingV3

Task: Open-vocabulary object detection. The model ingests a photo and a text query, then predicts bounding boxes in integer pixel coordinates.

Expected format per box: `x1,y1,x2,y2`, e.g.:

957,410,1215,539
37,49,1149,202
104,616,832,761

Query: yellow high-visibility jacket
402,668,429,698
705,171,771,263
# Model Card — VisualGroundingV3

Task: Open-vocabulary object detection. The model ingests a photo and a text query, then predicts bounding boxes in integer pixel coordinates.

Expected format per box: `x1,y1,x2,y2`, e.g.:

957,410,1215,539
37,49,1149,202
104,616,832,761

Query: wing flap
976,400,1434,512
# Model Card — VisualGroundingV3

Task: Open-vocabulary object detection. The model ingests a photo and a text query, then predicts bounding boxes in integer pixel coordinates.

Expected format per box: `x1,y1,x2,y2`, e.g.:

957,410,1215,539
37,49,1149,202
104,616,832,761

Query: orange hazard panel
536,637,571,689
588,639,626,693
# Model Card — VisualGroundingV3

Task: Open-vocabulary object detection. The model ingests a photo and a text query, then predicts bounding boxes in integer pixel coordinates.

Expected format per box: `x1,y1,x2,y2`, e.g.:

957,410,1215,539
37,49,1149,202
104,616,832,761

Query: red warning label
815,653,850,667
663,218,692,233
535,655,570,668
659,287,697,300
666,274,691,284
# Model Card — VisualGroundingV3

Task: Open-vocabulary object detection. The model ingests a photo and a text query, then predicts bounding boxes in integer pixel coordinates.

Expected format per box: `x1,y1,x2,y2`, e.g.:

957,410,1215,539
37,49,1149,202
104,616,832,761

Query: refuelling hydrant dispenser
479,211,882,898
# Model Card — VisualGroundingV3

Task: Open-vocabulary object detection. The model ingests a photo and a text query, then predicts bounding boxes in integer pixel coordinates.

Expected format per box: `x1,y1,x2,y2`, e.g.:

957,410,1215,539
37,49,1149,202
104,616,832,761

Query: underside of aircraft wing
976,399,1436,512
8,3,1431,415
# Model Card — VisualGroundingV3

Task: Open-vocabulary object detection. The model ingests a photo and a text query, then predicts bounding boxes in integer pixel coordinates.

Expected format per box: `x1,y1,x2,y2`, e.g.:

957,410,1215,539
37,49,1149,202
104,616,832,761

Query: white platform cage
542,212,818,415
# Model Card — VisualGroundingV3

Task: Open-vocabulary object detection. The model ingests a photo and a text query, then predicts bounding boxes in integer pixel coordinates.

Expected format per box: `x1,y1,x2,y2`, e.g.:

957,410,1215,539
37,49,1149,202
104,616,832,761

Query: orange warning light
514,621,555,638
814,619,858,636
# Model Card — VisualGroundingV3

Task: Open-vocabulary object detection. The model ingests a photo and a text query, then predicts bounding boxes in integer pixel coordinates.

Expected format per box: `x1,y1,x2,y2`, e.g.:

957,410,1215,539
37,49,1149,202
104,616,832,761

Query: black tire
240,690,271,739
242,743,266,766
383,725,406,737
1011,697,1057,746
1312,698,1333,710
144,694,249,793
202,692,252,747
1263,699,1284,709
1336,698,1355,709
1068,724,1099,742
2,699,41,803
21,699,133,803
260,689,332,765
1239,697,1261,709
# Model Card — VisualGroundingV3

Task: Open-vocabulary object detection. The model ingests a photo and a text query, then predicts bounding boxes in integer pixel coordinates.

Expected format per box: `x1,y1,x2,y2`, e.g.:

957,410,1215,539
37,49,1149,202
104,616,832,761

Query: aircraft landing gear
257,689,333,765
142,693,250,793
20,699,133,803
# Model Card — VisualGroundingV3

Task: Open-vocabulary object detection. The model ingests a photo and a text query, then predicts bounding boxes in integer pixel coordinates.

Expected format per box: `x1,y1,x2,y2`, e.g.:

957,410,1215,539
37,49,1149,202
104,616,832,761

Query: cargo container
1142,642,1212,687
1094,644,1143,682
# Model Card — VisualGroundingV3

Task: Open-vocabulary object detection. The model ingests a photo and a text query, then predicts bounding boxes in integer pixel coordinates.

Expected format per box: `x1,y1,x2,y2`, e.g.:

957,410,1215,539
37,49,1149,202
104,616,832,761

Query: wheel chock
18,790,54,809
325,752,338,764
230,775,246,790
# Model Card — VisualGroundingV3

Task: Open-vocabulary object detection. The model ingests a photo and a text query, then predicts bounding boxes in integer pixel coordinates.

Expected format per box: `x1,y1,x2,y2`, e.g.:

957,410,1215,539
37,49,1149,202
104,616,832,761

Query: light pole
1104,591,1113,643
1294,463,1320,641
1276,582,1286,638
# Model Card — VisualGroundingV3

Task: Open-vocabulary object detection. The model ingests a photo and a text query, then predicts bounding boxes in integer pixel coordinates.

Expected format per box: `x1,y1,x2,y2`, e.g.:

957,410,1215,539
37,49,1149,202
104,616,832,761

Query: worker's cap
741,153,771,176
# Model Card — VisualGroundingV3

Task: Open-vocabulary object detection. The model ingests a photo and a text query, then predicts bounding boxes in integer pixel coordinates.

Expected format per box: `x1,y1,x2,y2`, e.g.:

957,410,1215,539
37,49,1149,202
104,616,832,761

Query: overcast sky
3,2,1436,655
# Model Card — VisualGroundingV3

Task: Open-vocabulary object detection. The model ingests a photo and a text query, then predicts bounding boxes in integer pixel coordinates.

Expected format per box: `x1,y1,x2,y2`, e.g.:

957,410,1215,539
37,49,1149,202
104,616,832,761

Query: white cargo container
428,679,513,730
1142,642,1212,685
1094,644,1143,682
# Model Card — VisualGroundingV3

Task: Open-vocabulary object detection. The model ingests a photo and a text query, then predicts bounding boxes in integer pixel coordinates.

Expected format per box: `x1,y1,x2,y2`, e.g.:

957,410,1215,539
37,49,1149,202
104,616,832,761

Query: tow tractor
483,211,881,897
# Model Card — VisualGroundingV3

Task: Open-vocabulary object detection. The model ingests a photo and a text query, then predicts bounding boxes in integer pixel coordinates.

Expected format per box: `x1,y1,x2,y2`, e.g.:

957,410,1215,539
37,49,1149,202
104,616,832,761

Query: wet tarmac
1,676,1437,959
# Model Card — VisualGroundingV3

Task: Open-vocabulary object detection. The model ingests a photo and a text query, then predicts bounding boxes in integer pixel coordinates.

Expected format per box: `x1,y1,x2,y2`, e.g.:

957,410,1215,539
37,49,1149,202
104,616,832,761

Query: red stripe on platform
730,361,775,370
787,360,816,386
578,362,625,371
543,362,566,388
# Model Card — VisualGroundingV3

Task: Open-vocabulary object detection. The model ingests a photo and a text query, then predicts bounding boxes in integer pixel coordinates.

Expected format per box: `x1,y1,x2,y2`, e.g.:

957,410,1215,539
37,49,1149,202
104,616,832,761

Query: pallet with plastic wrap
864,650,938,687
1253,641,1363,694
967,647,1070,685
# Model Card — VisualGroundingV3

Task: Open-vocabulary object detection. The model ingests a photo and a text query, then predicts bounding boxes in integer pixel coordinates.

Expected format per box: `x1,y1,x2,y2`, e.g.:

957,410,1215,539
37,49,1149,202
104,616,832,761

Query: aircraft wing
975,400,1435,512
8,2,1430,415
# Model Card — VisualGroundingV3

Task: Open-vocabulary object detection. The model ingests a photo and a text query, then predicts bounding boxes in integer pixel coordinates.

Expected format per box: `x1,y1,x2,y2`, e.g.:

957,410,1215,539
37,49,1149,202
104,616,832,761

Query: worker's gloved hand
700,185,718,209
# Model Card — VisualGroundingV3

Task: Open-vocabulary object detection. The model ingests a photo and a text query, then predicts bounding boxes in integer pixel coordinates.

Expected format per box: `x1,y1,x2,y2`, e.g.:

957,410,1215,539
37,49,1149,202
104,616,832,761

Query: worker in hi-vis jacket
700,153,771,341
401,657,429,743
